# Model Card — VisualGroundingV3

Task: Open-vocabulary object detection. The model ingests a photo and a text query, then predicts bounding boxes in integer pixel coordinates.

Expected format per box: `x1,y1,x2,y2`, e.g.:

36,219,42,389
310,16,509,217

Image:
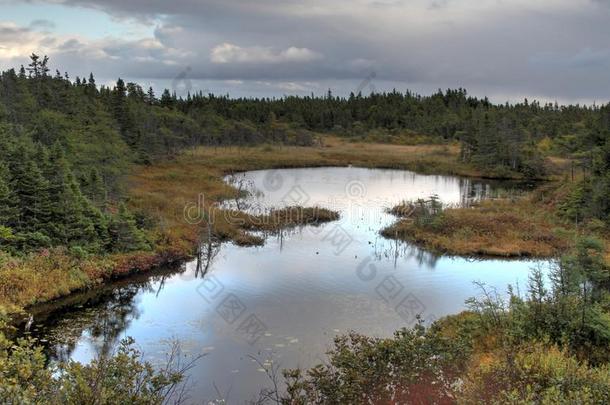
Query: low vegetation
382,195,572,257
128,138,477,248
0,312,198,404
207,206,339,246
5,55,608,312
382,172,610,260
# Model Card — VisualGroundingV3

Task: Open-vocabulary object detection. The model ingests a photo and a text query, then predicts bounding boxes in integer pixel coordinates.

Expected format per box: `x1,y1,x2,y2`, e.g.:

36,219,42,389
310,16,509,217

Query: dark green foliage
459,109,548,178
107,203,149,252
472,237,610,365
0,163,18,227
0,312,196,405
282,320,471,404
80,167,106,209
46,155,98,246
8,145,51,234
0,56,150,254
589,139,610,222
0,135,112,252
560,139,610,227
0,54,609,404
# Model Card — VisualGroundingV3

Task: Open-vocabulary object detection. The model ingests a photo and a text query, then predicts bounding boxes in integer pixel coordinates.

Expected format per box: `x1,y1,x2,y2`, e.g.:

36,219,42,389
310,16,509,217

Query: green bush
0,314,196,404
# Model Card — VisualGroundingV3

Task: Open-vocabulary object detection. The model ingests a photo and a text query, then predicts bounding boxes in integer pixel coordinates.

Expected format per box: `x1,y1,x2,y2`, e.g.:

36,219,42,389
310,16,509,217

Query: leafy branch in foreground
0,313,200,404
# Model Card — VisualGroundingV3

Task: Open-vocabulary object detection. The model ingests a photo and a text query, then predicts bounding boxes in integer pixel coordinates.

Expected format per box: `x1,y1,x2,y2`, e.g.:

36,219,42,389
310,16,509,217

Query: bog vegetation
1,55,609,402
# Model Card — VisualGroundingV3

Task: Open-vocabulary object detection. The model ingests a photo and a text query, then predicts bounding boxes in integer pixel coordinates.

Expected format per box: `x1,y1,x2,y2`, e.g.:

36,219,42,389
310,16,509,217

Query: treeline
175,84,610,220
175,88,606,177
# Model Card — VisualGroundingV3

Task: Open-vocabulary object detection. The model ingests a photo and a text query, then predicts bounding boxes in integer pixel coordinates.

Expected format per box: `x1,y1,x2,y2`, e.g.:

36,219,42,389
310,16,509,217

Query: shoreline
2,139,567,314
380,194,575,259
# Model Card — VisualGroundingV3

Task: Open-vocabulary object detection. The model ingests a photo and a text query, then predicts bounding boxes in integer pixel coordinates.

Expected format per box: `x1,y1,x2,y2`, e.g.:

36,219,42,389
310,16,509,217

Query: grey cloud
428,0,451,9
531,48,610,69
0,23,31,39
29,19,56,31
5,0,610,102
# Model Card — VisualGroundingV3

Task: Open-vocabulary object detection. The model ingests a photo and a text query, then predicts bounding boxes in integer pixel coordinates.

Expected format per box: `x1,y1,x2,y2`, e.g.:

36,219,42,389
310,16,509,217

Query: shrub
0,313,197,405
281,320,471,404
459,343,610,404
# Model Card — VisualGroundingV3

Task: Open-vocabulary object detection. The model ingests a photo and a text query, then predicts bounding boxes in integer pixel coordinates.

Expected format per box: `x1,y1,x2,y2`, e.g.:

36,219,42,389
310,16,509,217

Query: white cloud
210,42,321,64
277,82,309,91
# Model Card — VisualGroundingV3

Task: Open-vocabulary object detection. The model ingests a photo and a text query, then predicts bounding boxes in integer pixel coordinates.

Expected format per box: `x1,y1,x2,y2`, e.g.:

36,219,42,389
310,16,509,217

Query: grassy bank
380,179,607,258
382,199,570,257
0,205,337,311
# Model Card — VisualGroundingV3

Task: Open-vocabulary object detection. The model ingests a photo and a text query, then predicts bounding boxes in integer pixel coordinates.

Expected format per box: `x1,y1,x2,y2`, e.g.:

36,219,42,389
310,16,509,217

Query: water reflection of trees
33,231,224,363
29,267,184,363
373,239,441,269
195,236,221,278
459,178,532,207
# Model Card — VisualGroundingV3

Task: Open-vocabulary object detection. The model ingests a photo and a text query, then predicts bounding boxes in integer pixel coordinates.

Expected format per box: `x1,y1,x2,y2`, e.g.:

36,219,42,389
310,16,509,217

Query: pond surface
28,167,542,403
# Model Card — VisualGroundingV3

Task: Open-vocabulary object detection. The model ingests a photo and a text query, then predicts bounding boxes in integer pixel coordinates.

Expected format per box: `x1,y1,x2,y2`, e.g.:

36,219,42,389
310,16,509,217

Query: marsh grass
382,197,573,258
127,137,481,250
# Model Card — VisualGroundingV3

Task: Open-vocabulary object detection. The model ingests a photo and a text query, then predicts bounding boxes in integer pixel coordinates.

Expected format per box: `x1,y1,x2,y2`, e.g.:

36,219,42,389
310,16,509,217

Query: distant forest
0,54,609,255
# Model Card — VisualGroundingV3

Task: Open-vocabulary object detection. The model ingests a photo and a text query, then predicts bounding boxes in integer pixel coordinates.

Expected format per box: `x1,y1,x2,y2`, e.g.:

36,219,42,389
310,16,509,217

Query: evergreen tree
45,144,96,245
112,78,138,148
81,167,107,209
589,139,610,222
0,162,18,227
86,73,97,96
26,54,40,78
146,86,155,105
8,145,51,234
107,203,149,252
160,89,173,108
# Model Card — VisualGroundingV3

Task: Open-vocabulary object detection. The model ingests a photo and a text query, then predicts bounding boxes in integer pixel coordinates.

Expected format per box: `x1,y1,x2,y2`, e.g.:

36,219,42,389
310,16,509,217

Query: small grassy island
382,195,571,258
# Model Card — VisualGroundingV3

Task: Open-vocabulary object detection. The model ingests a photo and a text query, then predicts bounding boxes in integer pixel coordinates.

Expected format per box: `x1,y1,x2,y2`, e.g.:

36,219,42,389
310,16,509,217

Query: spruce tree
108,203,148,252
8,145,51,234
63,173,98,246
45,143,96,246
112,78,138,148
87,73,96,96
81,167,107,209
0,162,18,227
146,87,155,105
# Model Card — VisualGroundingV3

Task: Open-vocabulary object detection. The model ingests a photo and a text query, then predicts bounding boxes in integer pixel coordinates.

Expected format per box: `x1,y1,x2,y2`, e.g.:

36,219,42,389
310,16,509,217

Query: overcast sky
1,0,609,103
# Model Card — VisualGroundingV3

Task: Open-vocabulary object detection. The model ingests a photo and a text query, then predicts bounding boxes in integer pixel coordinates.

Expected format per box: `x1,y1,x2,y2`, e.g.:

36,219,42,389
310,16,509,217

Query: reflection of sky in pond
35,167,543,402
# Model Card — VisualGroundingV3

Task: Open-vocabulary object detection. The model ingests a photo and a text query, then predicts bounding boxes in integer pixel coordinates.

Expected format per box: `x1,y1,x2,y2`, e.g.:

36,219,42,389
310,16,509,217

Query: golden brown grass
0,246,192,310
382,198,573,258
5,138,473,311
127,137,486,249
206,206,339,246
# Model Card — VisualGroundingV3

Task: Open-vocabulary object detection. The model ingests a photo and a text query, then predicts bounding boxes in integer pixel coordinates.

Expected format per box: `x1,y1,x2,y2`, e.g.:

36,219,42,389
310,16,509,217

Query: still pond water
28,167,544,402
